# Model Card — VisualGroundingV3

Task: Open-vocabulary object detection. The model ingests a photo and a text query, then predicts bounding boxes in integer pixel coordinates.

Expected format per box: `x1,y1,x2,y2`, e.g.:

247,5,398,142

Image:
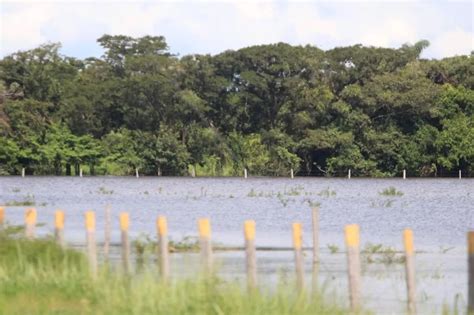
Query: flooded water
0,176,473,314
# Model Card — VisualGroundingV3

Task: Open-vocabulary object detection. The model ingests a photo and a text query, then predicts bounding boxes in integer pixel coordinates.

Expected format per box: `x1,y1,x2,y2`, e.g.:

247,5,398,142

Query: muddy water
1,176,472,314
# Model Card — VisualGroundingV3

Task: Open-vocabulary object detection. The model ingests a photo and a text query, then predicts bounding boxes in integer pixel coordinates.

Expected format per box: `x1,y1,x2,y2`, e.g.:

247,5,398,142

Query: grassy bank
0,227,349,315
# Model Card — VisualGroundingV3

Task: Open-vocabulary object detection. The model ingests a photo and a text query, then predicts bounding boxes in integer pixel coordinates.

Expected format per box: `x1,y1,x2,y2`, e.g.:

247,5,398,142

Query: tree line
0,35,472,176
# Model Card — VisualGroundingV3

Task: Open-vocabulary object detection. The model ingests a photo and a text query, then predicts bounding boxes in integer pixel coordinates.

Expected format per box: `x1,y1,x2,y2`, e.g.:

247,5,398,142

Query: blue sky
1,0,472,59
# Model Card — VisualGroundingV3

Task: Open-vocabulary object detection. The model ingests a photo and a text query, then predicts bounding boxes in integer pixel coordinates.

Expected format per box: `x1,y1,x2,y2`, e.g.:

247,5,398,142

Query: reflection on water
1,176,472,314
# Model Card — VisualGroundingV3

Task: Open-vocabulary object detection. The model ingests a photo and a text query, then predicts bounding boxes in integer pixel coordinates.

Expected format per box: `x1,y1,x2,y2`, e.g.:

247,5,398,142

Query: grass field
0,226,350,315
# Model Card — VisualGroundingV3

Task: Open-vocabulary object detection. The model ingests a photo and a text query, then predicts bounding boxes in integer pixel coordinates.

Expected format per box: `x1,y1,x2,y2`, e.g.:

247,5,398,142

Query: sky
0,0,473,60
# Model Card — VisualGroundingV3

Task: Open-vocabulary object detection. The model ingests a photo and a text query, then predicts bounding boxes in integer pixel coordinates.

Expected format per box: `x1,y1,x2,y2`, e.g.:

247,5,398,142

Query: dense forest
0,36,473,177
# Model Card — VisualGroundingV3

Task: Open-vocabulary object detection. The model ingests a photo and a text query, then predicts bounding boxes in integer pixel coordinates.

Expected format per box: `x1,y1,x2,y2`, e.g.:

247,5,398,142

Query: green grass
0,227,350,315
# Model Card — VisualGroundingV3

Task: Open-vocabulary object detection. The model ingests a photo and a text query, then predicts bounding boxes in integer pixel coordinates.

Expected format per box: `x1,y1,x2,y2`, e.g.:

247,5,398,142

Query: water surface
1,176,472,314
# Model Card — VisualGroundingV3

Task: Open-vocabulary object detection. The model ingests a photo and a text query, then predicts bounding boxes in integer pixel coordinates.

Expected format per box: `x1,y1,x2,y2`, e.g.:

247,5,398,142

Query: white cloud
430,28,474,57
0,1,472,58
0,3,55,54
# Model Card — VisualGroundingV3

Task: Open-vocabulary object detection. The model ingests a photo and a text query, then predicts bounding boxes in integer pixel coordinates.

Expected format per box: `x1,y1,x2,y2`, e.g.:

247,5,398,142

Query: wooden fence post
198,218,213,274
157,216,170,281
85,211,97,279
290,169,294,179
21,168,25,178
293,222,304,292
403,229,416,314
0,207,4,229
244,220,257,290
120,212,131,274
104,205,111,260
312,207,320,292
25,208,36,239
468,231,474,314
55,210,65,247
345,224,361,312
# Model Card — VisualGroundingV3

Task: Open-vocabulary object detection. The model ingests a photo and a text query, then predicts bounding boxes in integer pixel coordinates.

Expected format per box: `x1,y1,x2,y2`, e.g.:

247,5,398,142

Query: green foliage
436,113,474,172
0,36,472,176
0,137,19,175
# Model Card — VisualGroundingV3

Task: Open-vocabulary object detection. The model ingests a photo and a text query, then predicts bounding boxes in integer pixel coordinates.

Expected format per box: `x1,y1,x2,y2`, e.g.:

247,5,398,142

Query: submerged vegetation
327,244,339,254
379,187,404,197
363,243,405,265
317,187,336,197
0,227,348,315
0,37,473,177
4,193,45,207
97,186,114,195
369,199,396,208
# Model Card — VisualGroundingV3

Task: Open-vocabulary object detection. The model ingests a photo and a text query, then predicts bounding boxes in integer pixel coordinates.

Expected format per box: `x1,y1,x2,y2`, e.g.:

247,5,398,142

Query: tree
436,114,474,173
0,37,472,177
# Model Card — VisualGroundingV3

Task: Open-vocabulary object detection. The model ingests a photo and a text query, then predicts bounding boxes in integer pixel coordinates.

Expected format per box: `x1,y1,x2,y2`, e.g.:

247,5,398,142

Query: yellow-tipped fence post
25,208,37,239
85,211,97,278
55,210,65,247
244,220,257,290
198,218,213,274
468,232,474,314
345,224,361,312
120,212,131,274
403,229,416,314
293,222,304,292
0,207,4,229
157,216,170,280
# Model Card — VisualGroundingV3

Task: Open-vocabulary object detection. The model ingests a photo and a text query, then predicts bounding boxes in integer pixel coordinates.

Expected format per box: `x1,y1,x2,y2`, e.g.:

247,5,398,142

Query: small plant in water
303,199,321,208
132,234,156,256
169,236,200,252
379,186,404,196
327,244,339,254
276,194,290,207
98,186,114,195
247,188,257,197
363,243,405,264
439,246,455,254
284,185,304,196
318,187,336,197
370,199,395,208
5,193,37,206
